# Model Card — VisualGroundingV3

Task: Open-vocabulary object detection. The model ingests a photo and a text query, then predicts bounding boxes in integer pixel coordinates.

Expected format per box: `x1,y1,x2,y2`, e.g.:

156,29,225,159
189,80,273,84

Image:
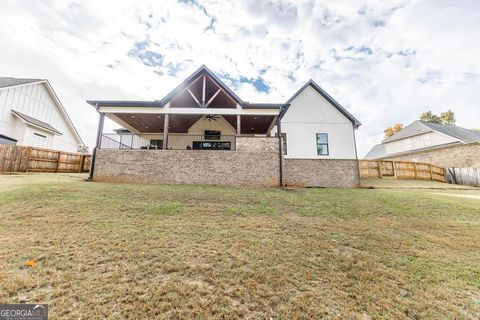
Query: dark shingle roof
11,110,62,135
364,144,386,159
0,77,42,89
420,121,480,143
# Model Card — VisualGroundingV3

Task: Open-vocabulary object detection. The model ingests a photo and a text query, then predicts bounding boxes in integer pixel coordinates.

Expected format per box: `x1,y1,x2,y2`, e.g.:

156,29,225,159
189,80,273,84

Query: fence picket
359,160,446,183
0,144,91,174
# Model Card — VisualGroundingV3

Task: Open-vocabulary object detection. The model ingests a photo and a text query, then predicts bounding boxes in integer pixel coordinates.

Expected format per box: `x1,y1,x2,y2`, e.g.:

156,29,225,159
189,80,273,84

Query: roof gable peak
283,79,361,127
159,65,243,106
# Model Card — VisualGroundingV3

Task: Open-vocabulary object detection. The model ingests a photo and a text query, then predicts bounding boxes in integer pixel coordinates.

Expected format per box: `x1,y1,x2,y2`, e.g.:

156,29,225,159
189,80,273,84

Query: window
404,138,412,150
316,133,329,155
422,134,431,146
34,132,47,139
149,139,163,149
193,141,231,150
204,130,221,140
281,133,287,155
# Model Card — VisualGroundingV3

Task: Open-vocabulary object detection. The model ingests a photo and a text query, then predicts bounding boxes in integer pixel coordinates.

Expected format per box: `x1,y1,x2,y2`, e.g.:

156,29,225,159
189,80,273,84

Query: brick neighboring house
87,65,361,187
365,120,480,168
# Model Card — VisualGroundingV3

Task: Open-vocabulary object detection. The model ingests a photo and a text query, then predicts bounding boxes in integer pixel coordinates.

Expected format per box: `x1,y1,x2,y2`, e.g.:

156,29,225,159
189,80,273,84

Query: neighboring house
0,77,85,153
87,65,361,187
365,120,480,168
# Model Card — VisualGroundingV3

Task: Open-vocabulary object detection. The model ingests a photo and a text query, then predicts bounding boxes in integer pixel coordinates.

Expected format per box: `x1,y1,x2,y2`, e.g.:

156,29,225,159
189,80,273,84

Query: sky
1,0,479,156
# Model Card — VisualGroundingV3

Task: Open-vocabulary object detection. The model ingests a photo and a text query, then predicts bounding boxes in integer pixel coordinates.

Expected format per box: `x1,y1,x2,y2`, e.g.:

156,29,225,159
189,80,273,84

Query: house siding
0,83,82,152
384,131,458,155
280,85,357,159
381,142,480,168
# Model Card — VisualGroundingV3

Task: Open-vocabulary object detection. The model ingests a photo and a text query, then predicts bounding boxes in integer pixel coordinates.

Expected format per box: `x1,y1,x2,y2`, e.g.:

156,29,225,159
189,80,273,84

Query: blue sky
1,0,479,156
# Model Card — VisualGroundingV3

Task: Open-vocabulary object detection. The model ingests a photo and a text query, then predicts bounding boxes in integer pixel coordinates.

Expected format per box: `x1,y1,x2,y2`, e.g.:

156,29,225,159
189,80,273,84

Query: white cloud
1,0,479,156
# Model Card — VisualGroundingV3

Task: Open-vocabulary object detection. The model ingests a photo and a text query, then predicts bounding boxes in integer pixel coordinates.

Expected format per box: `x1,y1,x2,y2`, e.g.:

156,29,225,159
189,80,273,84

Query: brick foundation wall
94,137,281,186
284,159,360,188
381,142,480,168
94,137,362,188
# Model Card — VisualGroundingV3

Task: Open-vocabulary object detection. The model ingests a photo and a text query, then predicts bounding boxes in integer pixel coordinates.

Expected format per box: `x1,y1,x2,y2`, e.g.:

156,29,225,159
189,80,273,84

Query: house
87,65,361,187
365,120,480,168
0,77,85,153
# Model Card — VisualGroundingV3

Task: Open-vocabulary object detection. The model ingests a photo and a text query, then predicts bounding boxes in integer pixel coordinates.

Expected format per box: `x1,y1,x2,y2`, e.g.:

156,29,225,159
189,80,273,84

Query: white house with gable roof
0,77,84,153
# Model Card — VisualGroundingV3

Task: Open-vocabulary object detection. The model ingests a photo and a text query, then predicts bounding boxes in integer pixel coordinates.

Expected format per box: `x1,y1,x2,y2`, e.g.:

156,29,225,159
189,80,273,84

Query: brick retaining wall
284,159,360,188
94,137,281,186
381,142,480,168
94,137,361,188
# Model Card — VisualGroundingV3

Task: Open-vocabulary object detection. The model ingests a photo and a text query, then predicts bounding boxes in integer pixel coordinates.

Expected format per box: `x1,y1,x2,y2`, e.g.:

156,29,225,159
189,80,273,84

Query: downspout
352,124,361,186
89,104,105,180
277,105,284,187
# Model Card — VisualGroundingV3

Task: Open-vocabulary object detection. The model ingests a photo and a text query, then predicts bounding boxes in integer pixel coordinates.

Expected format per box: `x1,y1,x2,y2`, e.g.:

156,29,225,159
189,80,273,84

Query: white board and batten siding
0,82,83,153
280,85,357,159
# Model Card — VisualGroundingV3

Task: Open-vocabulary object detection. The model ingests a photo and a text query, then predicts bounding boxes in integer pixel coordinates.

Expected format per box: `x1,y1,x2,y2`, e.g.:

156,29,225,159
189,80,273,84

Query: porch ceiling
241,115,276,134
110,113,276,134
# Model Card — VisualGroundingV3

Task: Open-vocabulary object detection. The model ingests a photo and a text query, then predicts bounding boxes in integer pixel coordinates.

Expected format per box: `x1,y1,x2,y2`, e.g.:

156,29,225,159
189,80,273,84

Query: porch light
131,115,135,118
254,117,258,120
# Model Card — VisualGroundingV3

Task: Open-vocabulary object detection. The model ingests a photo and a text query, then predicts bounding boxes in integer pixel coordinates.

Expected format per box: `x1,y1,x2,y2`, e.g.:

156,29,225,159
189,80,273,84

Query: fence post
377,161,382,178
413,162,417,179
26,147,32,173
392,161,397,179
78,155,84,173
55,151,61,173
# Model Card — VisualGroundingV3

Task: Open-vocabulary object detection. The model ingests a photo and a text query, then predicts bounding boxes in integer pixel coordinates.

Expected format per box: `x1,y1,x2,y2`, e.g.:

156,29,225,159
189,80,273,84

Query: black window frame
316,133,329,156
34,132,47,139
149,139,163,149
192,141,231,150
204,130,221,140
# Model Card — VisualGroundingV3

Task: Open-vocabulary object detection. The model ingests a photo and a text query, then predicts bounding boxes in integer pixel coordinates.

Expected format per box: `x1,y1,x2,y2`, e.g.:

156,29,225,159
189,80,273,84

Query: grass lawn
1,174,479,319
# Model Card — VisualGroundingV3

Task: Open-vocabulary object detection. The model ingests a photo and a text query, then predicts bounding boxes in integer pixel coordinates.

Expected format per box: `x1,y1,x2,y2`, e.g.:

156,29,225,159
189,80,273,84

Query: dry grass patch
0,174,479,319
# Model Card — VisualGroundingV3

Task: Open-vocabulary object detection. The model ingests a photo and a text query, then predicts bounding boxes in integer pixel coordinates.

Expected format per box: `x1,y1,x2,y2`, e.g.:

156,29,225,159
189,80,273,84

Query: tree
439,110,456,125
420,110,456,125
384,123,404,138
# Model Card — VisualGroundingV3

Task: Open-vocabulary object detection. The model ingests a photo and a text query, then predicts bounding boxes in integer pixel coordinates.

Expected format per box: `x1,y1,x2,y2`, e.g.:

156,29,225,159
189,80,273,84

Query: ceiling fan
204,115,220,122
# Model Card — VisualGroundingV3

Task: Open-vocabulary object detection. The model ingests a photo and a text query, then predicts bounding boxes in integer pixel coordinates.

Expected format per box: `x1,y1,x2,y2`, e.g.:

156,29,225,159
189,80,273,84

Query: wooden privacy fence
0,144,91,173
447,167,480,187
359,160,446,182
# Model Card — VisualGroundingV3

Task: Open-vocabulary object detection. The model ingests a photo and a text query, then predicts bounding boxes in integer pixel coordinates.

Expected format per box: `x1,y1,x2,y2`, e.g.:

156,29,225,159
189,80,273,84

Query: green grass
0,174,479,319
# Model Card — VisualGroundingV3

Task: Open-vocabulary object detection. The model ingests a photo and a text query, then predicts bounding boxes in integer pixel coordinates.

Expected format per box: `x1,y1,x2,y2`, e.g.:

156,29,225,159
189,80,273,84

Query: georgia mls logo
0,304,48,320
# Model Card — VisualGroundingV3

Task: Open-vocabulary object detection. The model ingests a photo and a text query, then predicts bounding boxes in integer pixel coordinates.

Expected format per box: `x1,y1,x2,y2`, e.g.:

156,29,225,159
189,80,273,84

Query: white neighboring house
0,78,84,153
279,80,361,159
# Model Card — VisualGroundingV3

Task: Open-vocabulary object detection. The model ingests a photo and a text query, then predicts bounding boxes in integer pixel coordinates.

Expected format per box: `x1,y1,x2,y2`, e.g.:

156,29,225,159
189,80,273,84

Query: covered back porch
91,66,283,151
98,111,279,151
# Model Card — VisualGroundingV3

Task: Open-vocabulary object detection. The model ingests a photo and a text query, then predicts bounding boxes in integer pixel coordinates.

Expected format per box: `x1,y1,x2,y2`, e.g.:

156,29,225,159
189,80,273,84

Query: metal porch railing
100,133,237,151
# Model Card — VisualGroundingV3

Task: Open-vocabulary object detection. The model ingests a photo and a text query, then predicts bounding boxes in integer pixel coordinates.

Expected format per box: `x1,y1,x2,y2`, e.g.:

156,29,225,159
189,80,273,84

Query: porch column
89,110,105,180
95,112,105,149
163,114,169,150
236,114,241,135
